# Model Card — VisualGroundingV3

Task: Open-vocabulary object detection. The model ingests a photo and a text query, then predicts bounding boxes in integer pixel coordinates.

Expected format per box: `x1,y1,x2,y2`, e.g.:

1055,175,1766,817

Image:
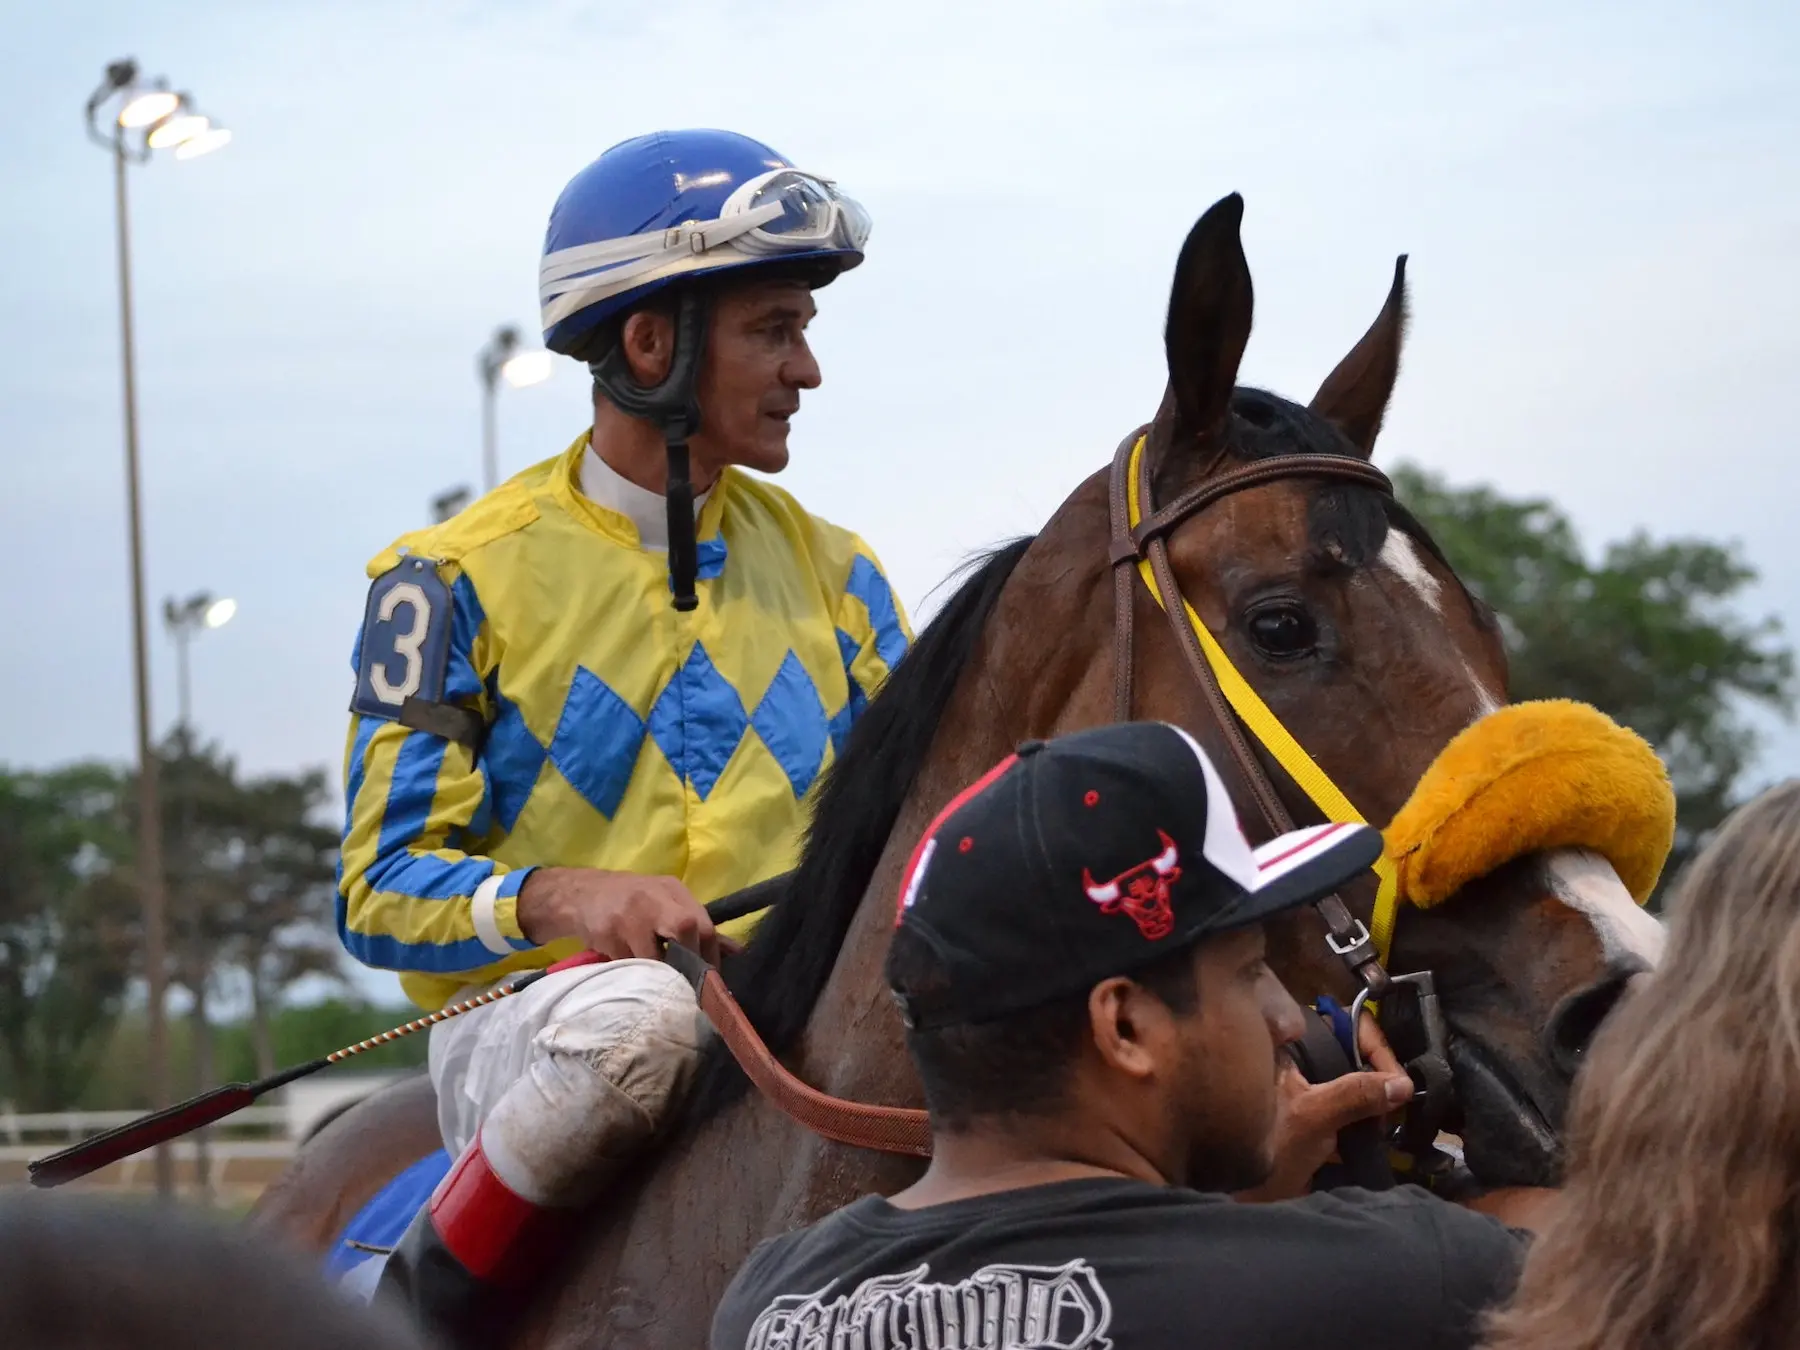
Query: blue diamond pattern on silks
548,667,647,819
482,685,546,834
647,643,749,800
751,652,831,798
696,538,727,580
829,628,869,758
846,555,909,671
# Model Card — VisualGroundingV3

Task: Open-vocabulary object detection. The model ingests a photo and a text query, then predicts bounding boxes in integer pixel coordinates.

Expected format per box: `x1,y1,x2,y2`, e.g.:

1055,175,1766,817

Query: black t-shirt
712,1179,1525,1350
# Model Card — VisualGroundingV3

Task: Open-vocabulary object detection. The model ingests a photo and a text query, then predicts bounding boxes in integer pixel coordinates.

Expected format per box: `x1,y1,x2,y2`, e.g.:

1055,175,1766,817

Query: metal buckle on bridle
1326,917,1378,966
1349,966,1456,1165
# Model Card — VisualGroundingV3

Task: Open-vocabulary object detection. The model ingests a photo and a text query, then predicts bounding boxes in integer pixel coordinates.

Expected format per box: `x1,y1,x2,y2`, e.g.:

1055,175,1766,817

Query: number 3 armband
350,557,484,751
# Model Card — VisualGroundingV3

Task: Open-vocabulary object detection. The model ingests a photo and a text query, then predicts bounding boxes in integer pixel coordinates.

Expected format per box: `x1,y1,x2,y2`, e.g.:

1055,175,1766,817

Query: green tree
198,755,342,1078
0,743,344,1115
1394,466,1795,882
153,737,339,1194
214,998,430,1081
157,735,340,1103
0,764,139,1110
76,999,427,1111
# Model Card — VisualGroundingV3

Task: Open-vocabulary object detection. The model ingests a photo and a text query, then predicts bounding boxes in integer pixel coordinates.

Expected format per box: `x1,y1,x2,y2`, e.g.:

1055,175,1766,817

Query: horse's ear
1163,193,1254,447
1309,255,1409,459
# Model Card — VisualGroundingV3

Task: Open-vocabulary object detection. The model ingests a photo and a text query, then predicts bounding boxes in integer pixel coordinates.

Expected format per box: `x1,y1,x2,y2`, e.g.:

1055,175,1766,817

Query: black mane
684,536,1035,1124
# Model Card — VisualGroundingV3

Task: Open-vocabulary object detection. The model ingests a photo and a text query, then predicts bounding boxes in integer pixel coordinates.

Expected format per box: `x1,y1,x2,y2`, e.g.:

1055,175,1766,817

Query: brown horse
254,193,1662,1345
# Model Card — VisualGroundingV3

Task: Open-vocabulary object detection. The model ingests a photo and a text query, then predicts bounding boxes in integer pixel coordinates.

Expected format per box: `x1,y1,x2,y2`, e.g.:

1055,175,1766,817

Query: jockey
336,129,911,1345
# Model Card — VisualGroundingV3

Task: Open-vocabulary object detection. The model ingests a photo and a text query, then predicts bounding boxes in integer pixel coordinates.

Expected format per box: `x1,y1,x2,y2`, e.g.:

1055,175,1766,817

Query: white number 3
370,582,432,706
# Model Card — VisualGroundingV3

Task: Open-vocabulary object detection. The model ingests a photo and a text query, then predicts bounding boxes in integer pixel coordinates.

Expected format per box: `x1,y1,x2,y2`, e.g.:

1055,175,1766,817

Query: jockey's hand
1234,1044,1414,1204
517,867,723,965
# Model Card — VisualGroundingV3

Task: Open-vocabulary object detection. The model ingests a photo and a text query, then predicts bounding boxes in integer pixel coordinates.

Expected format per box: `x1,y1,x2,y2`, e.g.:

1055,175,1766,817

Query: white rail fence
0,1105,290,1165
0,1104,290,1140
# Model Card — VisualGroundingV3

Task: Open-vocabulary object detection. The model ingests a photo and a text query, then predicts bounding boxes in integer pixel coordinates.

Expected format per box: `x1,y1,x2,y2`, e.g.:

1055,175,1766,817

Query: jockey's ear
1309,256,1409,460
619,306,676,389
1162,192,1253,453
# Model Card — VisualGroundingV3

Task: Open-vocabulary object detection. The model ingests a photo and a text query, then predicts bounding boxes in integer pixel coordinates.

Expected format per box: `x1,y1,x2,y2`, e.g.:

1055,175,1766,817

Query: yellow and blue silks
337,431,911,1010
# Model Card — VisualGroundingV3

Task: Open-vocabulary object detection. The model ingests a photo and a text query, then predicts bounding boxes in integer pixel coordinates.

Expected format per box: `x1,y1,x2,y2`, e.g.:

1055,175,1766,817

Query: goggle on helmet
539,166,870,340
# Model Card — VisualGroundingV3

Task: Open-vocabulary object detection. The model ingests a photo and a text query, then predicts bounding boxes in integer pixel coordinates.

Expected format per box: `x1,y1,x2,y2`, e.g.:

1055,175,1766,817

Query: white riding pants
426,958,706,1207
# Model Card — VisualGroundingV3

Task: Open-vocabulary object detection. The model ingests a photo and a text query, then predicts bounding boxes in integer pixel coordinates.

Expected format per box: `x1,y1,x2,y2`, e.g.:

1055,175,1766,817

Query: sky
4,1,1797,1004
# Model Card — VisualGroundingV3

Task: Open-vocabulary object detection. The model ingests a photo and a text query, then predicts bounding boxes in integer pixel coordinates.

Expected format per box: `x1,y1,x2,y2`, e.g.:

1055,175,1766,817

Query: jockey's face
691,278,822,480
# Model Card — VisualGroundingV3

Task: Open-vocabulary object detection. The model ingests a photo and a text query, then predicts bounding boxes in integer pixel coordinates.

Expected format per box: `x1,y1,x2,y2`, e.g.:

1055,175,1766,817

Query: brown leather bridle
1106,425,1398,997
673,426,1457,1159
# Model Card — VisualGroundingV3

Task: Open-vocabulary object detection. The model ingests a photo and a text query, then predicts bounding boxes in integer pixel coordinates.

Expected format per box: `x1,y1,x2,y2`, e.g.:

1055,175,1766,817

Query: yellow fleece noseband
1383,698,1675,908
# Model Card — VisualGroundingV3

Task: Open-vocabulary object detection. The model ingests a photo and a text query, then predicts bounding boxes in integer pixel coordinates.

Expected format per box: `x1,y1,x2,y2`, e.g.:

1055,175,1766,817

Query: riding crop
26,888,769,1189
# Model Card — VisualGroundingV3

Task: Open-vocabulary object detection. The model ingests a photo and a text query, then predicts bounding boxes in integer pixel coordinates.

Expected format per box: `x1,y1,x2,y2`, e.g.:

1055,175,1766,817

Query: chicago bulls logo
1082,830,1182,939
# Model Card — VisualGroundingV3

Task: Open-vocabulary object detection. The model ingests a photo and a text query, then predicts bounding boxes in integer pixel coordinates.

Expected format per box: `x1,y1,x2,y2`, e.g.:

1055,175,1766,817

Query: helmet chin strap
588,289,711,612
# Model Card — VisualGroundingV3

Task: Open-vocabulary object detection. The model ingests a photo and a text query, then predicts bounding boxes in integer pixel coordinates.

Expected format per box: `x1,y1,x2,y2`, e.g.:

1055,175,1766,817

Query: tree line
0,736,419,1114
0,468,1792,1113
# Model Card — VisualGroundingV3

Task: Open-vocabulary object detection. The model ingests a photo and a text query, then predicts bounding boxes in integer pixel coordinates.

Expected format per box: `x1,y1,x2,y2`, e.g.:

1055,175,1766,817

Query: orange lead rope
663,943,932,1157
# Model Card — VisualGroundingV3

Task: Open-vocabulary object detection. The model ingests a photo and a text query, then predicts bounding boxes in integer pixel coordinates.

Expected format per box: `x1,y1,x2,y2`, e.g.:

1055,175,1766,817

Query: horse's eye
1245,602,1319,659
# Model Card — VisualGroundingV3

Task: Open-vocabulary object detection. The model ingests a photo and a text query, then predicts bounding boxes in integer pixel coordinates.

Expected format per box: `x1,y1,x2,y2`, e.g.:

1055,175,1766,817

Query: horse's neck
789,664,1021,1161
790,525,1124,1129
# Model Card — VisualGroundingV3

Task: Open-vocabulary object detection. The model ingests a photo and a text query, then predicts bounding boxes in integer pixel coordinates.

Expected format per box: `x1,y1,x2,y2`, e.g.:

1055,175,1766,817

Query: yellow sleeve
336,568,537,974
834,537,913,720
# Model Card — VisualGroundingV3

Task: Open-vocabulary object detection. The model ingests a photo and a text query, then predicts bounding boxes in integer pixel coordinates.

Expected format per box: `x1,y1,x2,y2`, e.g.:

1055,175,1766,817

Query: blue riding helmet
539,129,871,357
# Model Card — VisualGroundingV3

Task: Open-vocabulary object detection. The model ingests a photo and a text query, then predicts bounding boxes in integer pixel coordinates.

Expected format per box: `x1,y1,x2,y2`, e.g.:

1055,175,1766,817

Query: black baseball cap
890,721,1383,1030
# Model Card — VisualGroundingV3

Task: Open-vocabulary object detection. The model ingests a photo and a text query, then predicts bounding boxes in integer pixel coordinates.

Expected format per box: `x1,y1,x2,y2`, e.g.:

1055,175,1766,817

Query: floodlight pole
478,326,522,494
85,59,232,1197
84,60,235,1197
106,88,175,1200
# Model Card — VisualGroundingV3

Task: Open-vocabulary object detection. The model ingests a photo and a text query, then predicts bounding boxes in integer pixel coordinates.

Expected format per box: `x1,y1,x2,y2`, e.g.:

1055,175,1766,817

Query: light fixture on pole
85,57,231,1198
145,107,206,151
117,86,180,129
163,591,237,736
176,127,233,160
476,325,552,495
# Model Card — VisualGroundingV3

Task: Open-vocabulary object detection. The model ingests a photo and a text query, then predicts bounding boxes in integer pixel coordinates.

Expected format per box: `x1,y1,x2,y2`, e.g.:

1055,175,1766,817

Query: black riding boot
374,1205,523,1350
372,1130,574,1350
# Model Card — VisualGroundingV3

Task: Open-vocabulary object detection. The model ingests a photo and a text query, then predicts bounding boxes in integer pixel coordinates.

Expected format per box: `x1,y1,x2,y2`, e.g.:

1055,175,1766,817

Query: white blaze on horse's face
1378,532,1443,612
1379,530,1503,721
1544,847,1667,967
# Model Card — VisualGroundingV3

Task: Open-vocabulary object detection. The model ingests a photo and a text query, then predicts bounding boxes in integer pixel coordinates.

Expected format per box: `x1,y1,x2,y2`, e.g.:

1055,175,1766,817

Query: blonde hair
1481,779,1800,1350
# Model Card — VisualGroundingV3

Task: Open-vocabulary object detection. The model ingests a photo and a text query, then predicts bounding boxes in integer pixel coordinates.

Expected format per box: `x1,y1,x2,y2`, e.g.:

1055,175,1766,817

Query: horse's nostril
1544,968,1640,1077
